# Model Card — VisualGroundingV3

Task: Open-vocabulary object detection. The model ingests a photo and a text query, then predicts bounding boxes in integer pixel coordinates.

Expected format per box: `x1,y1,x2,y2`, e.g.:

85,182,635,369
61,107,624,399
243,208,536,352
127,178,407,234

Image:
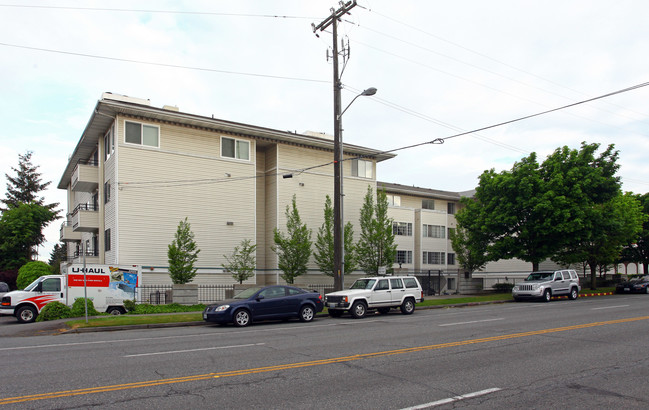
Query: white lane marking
438,318,504,327
591,305,629,310
123,342,265,357
401,387,502,409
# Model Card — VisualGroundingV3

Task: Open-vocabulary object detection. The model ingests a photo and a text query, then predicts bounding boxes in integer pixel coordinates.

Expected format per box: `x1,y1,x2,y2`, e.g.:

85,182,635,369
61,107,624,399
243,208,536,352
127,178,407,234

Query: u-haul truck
0,264,141,323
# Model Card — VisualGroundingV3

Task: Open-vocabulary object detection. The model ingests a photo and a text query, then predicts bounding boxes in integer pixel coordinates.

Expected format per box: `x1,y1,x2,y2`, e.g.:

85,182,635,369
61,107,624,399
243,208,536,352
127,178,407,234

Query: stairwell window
125,121,159,147
221,137,250,160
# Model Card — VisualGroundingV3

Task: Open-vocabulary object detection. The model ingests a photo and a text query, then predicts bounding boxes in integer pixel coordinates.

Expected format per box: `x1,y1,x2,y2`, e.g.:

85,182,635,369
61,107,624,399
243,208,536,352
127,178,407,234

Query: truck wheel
328,309,343,318
233,309,251,327
377,307,390,315
350,301,367,319
107,307,125,315
16,306,37,323
299,305,315,322
568,288,579,300
400,298,415,315
543,289,552,302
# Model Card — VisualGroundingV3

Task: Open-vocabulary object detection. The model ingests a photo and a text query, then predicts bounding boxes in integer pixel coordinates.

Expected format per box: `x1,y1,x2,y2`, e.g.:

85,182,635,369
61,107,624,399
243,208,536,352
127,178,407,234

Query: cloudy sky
1,0,648,260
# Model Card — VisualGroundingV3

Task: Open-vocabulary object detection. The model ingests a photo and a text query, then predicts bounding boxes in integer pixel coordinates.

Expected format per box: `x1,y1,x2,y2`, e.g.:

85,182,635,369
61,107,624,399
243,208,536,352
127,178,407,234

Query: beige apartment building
58,93,472,287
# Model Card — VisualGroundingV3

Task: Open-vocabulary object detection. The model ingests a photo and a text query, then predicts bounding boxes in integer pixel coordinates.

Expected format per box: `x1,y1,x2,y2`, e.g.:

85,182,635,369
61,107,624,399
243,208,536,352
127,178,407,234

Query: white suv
325,276,424,318
512,270,580,302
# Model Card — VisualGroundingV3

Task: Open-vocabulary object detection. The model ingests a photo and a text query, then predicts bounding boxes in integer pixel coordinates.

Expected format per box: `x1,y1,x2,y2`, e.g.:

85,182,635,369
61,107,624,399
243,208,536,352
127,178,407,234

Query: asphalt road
1,294,648,409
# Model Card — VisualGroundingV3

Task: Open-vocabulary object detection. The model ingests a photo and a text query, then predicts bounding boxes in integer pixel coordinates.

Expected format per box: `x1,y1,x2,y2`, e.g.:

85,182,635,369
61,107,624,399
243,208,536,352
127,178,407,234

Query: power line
0,42,328,84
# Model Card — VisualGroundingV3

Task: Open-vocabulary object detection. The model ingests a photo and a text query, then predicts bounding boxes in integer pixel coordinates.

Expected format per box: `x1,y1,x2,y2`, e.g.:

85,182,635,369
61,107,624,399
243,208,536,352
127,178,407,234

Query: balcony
60,219,82,242
71,160,99,192
72,248,99,264
71,203,99,232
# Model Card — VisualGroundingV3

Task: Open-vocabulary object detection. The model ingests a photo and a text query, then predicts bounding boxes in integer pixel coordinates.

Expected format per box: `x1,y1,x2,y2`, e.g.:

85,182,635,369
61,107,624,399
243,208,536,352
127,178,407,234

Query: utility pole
313,1,357,292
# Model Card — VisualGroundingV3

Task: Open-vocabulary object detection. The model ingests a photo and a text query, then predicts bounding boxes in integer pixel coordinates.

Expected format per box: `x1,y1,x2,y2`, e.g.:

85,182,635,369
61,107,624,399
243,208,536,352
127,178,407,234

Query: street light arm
337,87,377,120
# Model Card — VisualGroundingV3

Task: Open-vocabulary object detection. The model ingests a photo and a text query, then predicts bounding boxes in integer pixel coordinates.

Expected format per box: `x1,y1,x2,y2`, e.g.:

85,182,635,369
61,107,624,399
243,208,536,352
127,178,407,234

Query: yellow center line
2,315,648,405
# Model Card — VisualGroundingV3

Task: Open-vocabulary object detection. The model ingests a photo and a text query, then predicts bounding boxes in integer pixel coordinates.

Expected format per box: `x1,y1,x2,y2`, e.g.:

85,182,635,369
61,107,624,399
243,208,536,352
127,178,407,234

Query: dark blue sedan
203,285,324,327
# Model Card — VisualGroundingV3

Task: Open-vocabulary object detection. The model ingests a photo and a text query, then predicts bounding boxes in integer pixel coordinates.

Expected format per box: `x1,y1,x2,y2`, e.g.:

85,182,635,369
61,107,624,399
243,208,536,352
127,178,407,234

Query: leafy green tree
16,261,52,289
0,203,56,270
456,142,622,272
620,193,649,274
48,242,68,274
313,195,357,277
222,239,257,284
167,218,201,284
449,225,489,274
272,195,312,284
2,151,59,212
356,186,396,274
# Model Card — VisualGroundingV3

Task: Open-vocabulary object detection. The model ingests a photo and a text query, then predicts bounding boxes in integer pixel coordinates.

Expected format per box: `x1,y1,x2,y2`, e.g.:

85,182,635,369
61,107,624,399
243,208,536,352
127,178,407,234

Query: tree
456,142,623,272
2,151,59,212
620,193,649,274
356,186,396,274
0,203,56,270
448,225,489,274
222,239,257,284
48,242,68,274
167,218,201,284
272,195,312,284
313,195,357,277
16,261,52,289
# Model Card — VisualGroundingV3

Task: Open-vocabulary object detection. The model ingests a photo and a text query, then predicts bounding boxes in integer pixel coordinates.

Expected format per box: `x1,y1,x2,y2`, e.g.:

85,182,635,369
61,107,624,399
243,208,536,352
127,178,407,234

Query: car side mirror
256,295,265,301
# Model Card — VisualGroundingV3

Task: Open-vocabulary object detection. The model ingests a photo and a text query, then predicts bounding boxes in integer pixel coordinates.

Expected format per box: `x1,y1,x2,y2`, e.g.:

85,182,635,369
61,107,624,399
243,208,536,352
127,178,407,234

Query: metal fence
139,284,234,305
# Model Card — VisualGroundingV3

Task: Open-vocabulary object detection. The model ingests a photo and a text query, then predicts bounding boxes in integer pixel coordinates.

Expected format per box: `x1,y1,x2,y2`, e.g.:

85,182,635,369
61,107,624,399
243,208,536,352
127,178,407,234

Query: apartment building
58,93,394,284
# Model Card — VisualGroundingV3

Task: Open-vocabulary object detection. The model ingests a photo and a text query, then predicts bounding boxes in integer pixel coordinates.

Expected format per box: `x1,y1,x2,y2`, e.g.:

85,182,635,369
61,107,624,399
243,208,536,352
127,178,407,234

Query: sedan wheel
299,305,315,322
233,309,251,327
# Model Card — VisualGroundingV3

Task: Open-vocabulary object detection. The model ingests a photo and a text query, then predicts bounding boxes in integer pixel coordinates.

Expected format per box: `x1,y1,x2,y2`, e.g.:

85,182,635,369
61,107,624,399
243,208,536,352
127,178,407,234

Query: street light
333,87,377,291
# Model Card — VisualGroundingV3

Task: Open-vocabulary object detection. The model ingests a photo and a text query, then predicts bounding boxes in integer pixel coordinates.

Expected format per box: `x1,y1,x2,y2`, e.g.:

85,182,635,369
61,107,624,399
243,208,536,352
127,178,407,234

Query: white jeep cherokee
325,276,424,318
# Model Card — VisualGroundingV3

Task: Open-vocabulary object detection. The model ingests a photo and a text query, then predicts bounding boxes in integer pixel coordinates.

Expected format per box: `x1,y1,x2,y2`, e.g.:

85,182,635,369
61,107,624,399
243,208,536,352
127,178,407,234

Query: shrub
36,302,71,322
492,283,515,293
70,298,99,317
123,299,137,313
16,261,52,289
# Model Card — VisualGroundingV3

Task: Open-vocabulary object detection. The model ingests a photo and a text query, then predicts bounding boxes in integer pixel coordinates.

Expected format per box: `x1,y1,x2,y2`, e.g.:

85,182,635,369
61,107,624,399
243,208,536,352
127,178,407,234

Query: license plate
328,303,338,308
203,313,207,319
624,288,630,291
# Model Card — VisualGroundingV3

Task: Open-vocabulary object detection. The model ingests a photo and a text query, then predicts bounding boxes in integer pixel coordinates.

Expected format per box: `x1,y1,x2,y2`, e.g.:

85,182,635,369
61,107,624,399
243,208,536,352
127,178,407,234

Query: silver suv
325,276,424,318
512,270,580,302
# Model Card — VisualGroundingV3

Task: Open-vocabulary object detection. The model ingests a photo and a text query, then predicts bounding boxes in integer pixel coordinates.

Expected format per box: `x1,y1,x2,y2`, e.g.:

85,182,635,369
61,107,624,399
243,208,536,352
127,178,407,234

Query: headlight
215,305,230,312
512,286,519,291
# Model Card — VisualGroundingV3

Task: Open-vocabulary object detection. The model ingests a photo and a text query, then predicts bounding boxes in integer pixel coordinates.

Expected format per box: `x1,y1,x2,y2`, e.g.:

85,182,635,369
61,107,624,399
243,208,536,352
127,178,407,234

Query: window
41,278,61,292
447,253,456,265
393,222,412,236
396,250,412,264
259,287,285,299
447,202,455,214
422,199,435,210
105,229,111,251
447,227,455,239
125,121,159,147
104,129,114,160
351,159,372,178
104,181,111,204
221,136,250,160
423,224,445,238
386,194,401,206
423,251,445,265
403,278,418,288
390,278,404,289
375,279,389,290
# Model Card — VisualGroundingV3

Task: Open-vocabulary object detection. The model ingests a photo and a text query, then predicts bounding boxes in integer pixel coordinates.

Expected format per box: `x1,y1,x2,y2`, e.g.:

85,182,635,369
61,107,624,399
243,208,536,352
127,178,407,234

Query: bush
70,298,99,317
16,261,52,289
123,299,137,313
36,302,71,322
492,283,515,293
126,302,206,314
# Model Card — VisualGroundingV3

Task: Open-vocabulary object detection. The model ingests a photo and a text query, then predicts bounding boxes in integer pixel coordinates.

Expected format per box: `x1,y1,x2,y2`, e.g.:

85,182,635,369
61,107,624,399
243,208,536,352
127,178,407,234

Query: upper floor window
393,222,412,236
386,194,401,206
423,224,445,238
104,129,114,160
351,159,372,178
422,199,435,210
396,250,412,264
221,137,250,160
447,202,456,214
104,181,111,204
125,121,159,147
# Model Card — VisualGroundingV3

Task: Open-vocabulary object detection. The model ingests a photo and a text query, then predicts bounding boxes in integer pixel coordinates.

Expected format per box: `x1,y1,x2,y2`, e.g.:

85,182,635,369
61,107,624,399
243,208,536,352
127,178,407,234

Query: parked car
324,276,424,318
203,285,324,327
512,270,580,302
615,276,649,294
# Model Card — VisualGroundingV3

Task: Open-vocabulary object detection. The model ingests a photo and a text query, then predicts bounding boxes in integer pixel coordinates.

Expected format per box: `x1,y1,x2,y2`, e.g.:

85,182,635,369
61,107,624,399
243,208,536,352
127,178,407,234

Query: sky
1,0,648,261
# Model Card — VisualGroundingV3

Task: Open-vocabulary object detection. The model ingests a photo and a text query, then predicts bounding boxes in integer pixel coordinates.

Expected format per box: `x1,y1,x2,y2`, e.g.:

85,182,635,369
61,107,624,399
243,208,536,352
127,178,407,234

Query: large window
351,159,372,178
221,137,250,160
423,224,445,238
386,194,401,206
393,222,412,236
396,250,412,264
423,251,445,265
125,121,159,147
422,199,435,210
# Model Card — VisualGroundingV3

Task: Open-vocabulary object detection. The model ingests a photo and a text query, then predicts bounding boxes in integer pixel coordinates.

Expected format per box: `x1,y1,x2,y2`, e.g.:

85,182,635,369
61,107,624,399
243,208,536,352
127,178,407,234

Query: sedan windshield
525,272,553,281
350,279,376,290
233,286,263,299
